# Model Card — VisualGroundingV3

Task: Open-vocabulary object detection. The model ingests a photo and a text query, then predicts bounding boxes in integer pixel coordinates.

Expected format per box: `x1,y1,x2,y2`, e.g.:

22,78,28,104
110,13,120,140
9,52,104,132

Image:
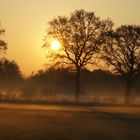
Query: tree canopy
102,25,140,103
44,9,113,101
0,24,7,51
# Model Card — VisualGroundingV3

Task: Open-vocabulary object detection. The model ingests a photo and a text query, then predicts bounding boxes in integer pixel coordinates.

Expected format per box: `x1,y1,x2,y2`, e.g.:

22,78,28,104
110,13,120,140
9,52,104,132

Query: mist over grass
0,61,140,105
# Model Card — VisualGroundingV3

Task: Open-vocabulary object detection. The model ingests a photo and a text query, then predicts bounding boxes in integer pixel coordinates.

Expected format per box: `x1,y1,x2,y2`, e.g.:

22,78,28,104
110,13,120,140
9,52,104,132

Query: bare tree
44,9,113,102
0,23,7,51
102,25,140,104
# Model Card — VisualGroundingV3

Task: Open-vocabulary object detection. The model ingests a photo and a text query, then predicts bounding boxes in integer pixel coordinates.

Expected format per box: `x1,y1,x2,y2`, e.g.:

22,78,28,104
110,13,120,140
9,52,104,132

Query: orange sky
0,0,140,76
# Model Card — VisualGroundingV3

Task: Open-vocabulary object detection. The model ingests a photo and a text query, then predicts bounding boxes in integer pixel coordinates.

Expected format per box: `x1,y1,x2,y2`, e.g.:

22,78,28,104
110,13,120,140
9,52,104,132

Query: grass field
0,103,140,140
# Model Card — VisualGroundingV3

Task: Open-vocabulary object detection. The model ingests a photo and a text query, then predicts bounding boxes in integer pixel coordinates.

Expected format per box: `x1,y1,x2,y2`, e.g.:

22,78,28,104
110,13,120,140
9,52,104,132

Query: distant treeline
0,58,140,103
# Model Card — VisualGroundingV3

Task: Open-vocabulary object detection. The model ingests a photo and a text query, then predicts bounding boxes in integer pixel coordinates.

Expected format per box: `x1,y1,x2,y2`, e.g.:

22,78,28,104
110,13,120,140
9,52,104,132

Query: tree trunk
124,81,132,104
75,68,80,102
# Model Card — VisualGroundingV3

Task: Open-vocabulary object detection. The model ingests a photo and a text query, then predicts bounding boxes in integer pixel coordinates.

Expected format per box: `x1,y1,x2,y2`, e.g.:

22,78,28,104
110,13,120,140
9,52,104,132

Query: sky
0,0,140,76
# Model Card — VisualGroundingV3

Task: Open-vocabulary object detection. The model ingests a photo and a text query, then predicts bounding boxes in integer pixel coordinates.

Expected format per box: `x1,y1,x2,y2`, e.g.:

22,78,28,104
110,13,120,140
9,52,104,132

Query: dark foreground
0,103,140,140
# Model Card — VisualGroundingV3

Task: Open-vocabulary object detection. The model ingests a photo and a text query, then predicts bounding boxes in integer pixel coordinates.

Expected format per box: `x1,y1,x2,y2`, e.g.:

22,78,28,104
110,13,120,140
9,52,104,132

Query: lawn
0,103,140,140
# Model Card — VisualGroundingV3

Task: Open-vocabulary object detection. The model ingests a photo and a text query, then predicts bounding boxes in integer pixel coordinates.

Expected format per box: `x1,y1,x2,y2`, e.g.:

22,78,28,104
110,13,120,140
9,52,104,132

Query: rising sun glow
51,40,61,51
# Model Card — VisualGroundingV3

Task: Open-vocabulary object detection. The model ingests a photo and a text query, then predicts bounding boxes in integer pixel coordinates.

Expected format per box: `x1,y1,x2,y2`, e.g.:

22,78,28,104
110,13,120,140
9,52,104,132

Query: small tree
102,25,140,104
0,58,22,85
0,58,23,99
44,9,113,102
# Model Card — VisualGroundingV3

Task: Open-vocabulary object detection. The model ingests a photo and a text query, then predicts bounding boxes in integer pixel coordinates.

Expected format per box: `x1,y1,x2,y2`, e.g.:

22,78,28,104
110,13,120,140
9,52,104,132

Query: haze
0,0,140,75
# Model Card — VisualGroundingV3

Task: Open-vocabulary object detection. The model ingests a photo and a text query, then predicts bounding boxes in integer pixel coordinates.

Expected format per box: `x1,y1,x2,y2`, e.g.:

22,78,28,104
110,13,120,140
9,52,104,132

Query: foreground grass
0,104,140,140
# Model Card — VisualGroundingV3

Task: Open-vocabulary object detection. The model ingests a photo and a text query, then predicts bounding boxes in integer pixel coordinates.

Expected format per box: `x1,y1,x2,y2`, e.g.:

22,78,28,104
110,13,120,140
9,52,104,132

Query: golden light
51,40,61,51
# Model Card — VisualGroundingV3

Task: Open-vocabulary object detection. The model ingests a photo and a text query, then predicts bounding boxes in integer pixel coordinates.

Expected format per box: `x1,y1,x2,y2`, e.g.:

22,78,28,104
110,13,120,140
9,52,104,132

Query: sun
51,40,61,51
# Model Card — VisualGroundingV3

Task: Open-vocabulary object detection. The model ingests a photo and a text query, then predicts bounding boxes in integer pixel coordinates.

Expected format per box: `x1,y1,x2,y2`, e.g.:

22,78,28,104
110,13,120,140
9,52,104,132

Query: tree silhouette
0,58,22,88
0,24,7,51
0,58,23,100
102,25,140,104
44,9,113,102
